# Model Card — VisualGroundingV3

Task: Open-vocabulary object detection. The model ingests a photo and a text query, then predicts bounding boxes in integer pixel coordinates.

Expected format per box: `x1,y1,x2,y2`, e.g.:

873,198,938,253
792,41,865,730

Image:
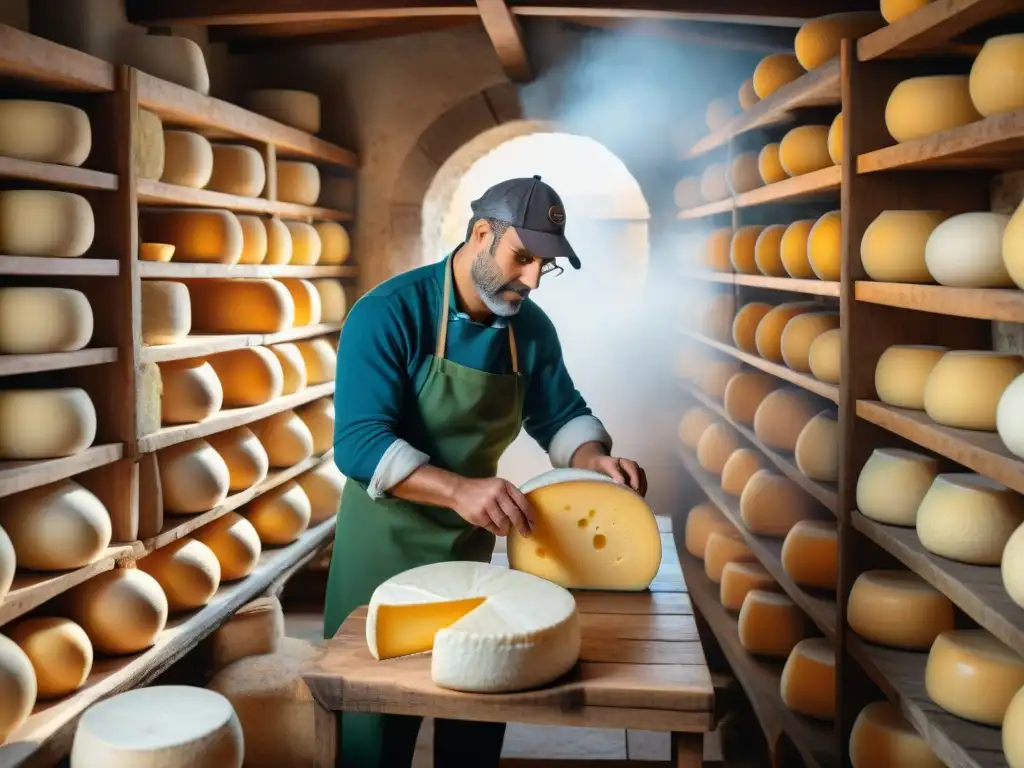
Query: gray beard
470,249,523,317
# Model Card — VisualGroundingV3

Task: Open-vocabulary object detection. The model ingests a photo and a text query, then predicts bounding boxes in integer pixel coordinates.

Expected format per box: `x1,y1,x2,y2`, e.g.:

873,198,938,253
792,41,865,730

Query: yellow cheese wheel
738,590,806,657
705,97,736,133
704,228,733,272
886,75,981,142
158,358,223,424
857,448,939,526
67,568,169,655
779,125,833,176
313,279,348,324
142,209,244,265
297,338,337,384
927,212,1013,288
794,12,884,71
808,328,842,384
157,438,231,514
141,281,191,346
139,536,221,611
827,112,843,164
0,100,91,166
847,569,953,649
781,312,840,372
194,511,261,581
696,359,741,400
739,469,813,537
721,448,762,496
236,215,268,265
754,225,787,277
208,144,266,197
697,422,740,475
758,143,787,185
755,302,817,362
270,343,308,395
874,344,947,409
207,426,269,493
0,634,36,741
279,278,322,326
678,407,716,449
753,388,817,450
0,287,93,354
210,596,283,670
264,217,293,265
926,629,1024,725
247,89,321,133
187,279,295,334
684,502,733,559
794,411,839,481
969,34,1024,118
720,561,774,611
9,617,92,699
246,480,311,545
731,302,771,353
739,78,759,110
0,526,13,602
284,221,322,266
135,108,164,180
161,130,213,188
0,189,95,257
881,0,932,23
781,638,835,720
704,531,755,583
723,371,777,424
296,461,346,523
700,163,730,203
808,210,842,280
1005,198,1024,291
253,410,314,467
780,219,815,278
121,34,210,93
781,520,837,589
924,350,1024,430
729,226,763,275
277,161,320,206
673,177,702,210
207,347,284,408
315,221,351,265
850,701,944,768
0,388,96,460
728,153,762,194
861,210,949,283
296,397,334,454
753,54,804,99
1005,682,1024,767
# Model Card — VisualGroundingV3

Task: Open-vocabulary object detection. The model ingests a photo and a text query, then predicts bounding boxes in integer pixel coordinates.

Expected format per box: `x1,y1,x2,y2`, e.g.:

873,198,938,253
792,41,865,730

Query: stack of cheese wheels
265,218,292,265
158,438,232,515
856,447,938,526
246,481,312,546
924,350,1024,430
860,210,949,283
781,637,835,720
236,216,268,264
0,525,14,601
704,531,755,582
296,461,346,523
720,561,774,611
1005,194,1024,290
697,359,740,400
847,570,954,649
0,388,97,460
684,502,735,559
827,113,843,164
849,701,944,768
678,407,715,449
9,616,93,699
738,78,758,110
738,590,806,657
195,512,262,581
885,75,981,142
1006,683,1024,767
280,278,322,326
67,568,169,655
925,629,1024,725
139,537,222,612
782,520,837,589
0,287,94,354
0,634,36,741
0,190,95,257
314,279,348,323
740,470,814,537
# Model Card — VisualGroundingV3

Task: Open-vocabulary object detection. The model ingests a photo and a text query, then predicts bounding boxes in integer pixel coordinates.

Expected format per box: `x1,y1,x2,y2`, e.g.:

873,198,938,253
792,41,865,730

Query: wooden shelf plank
0,156,118,191
0,256,119,277
137,179,353,221
856,280,1024,323
857,400,1024,495
679,272,840,298
676,199,733,220
141,322,343,363
137,262,357,280
0,348,117,378
732,165,842,208
0,444,123,499
0,24,114,92
680,330,841,403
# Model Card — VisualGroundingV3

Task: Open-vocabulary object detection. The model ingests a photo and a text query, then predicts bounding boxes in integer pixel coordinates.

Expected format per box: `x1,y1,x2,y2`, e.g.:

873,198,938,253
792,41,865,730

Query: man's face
470,225,555,317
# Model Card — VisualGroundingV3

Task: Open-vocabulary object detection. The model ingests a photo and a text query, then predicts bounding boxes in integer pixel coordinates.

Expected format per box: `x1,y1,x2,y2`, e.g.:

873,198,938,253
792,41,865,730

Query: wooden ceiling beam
218,17,477,51
565,17,796,53
476,0,532,82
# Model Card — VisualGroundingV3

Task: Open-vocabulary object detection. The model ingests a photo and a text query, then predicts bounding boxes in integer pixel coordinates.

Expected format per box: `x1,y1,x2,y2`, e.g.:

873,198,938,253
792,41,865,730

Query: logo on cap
548,205,566,226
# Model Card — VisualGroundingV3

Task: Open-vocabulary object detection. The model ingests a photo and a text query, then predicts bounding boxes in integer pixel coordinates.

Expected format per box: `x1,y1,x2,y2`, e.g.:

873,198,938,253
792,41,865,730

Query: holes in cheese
857,448,938,525
729,226,764,275
161,130,214,189
700,292,736,342
0,387,96,460
706,97,737,133
0,526,13,602
704,531,755,582
9,617,92,699
207,347,285,407
135,108,164,181
279,278,322,327
236,215,268,265
808,328,841,384
886,75,981,143
740,469,813,537
207,426,270,493
67,568,169,655
315,221,351,265
285,221,322,266
253,410,314,467
187,278,295,334
210,596,284,670
156,358,224,424
781,312,839,372
0,99,91,166
264,217,293,265
296,397,334,454
781,637,835,720
721,448,762,496
1004,682,1024,767
780,219,815,278
509,468,662,590
926,629,1024,725
720,561,774,611
755,302,817,362
0,634,35,742
874,344,946,409
141,209,244,265
297,461,346,523
827,113,842,165
752,53,804,99
881,0,931,23
678,407,715,449
120,34,210,93
246,480,312,546
157,438,231,515
847,570,953,649
781,520,837,589
313,278,348,324
739,78,759,110
697,359,740,399
269,343,308,395
139,536,221,612
195,512,262,581
969,34,1024,118
697,422,741,475
849,700,944,768
924,350,1024,430
141,280,191,346
758,143,787,185
925,212,1013,287
778,125,832,177
1003,521,1024,609
738,590,807,657
795,411,839,481
754,225,787,277
860,210,948,283
753,388,817,451
684,502,734,559
728,153,762,195
248,89,321,134
208,144,266,198
277,161,321,206
0,287,93,354
732,302,771,353
700,163,729,203
916,473,1024,564
0,479,111,571
296,338,337,384
0,190,94,257
794,12,884,71
704,227,733,272
807,210,841,281
724,371,777,425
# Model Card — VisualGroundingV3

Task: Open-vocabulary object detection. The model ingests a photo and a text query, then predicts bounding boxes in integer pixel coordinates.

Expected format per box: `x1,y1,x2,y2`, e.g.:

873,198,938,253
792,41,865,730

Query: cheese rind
678,407,715,449
808,329,841,383
704,228,733,272
969,34,1024,118
828,112,843,165
0,634,35,742
187,279,295,334
721,448,762,496
0,526,13,603
208,144,266,197
270,343,308,395
779,125,832,176
730,226,764,275
296,397,334,453
67,568,169,656
194,512,262,581
141,209,244,265
808,210,842,281
237,215,268,265
781,638,835,720
157,439,231,515
732,302,772,353
781,520,837,589
297,338,337,384
758,143,787,185
158,358,223,424
723,371,776,424
207,426,270,493
684,502,734,559
875,344,947,409
277,161,321,205
704,531,755,583
794,12,884,70
0,287,93,354
161,130,214,189
264,217,293,265
207,347,284,407
315,221,351,265
861,210,948,283
850,701,944,768
925,629,1024,725
313,279,348,324
135,108,164,180
739,470,813,538
0,388,96,460
739,78,759,110
728,153,762,195
755,302,817,362
0,190,94,257
857,448,938,526
720,561,774,611
925,212,1013,287
924,350,1024,430
795,411,839,481
753,388,817,451
0,100,91,166
738,590,806,657
280,278,322,326
1004,683,1024,768
120,34,210,93
881,0,931,22
285,221,322,266
139,537,222,612
752,54,804,99
141,281,191,346
886,75,981,142
754,225,787,277
847,570,954,649
9,617,92,699
697,360,740,400
247,89,321,133
246,480,311,545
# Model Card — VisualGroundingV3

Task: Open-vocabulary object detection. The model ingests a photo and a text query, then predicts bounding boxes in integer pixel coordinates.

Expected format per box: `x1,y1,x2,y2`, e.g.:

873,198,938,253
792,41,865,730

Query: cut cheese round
779,125,832,176
296,461,346,523
194,512,261,581
704,531,755,583
277,161,320,206
728,153,762,195
732,302,772,353
828,112,843,165
139,537,221,611
808,328,841,384
313,279,347,323
0,99,91,166
187,278,295,334
781,312,840,372
0,189,94,257
924,350,1024,430
246,481,311,546
253,410,314,467
704,227,733,272
270,343,308,395
0,388,96,460
795,411,839,481
925,629,1024,725
678,407,715,449
755,302,817,362
315,221,351,265
141,209,243,265
857,448,938,525
141,280,191,346
296,397,334,453
795,12,883,70
0,287,93,353
210,596,283,670
729,226,764,275
739,78,759,110
157,438,231,515
886,75,981,142
158,358,223,424
297,338,337,384
684,502,733,559
700,163,729,203
208,144,266,197
739,470,813,537
140,243,174,262
781,520,837,589
9,617,91,699
207,346,284,407
881,0,931,23
67,568,168,655
237,215,268,265
279,278,322,326
697,359,740,400
850,701,944,768
697,422,740,475
120,34,210,93
808,210,842,281
1005,683,1024,767
161,131,214,189
706,98,736,133
753,54,804,99
135,108,165,180
875,344,947,409
0,479,111,571
368,561,581,692
70,686,243,768
0,634,35,742
753,388,817,451
969,34,1024,118
284,221,322,266
721,448,762,496
848,570,954,649
247,89,321,133
758,143,787,185
916,473,1024,564
861,210,948,283
0,526,13,602
781,638,835,720
738,590,806,657
206,426,269,493
754,225,787,276
723,371,777,424
780,219,815,278
925,212,1012,287
264,217,293,265
720,561,774,611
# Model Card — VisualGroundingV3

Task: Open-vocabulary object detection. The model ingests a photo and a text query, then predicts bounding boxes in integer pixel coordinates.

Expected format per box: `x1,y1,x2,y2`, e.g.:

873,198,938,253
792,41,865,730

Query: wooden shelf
137,262,357,280
0,517,336,768
676,199,733,220
0,444,124,500
679,272,841,298
0,24,114,92
0,256,119,277
0,156,118,192
0,348,117,377
137,179,353,222
141,322,343,363
733,166,842,208
856,281,1024,323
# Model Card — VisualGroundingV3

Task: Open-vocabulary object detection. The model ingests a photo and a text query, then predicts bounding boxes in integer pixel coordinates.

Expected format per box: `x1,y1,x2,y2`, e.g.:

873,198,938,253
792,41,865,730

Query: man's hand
571,442,648,496
452,477,535,538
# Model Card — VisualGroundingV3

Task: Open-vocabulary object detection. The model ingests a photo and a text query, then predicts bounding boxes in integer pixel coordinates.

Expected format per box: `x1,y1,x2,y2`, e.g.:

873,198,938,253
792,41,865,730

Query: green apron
323,255,525,766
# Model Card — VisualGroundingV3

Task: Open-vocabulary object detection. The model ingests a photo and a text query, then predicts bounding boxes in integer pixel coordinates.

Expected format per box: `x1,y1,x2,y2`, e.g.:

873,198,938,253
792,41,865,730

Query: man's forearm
390,464,464,509
571,440,610,470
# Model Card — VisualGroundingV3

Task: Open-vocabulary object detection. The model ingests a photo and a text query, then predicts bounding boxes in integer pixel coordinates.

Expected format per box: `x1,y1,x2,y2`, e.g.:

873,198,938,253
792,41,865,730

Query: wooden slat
732,165,842,208
571,591,693,615
0,156,118,191
0,256,119,277
676,199,733,220
0,444,124,499
0,348,117,377
138,178,353,221
476,0,532,81
141,322,344,363
580,613,699,641
679,271,841,298
137,262,357,279
0,24,114,92
856,280,1024,323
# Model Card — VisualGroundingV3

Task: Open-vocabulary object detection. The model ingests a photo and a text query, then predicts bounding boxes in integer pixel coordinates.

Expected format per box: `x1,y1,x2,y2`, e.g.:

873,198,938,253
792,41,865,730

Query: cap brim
515,227,581,270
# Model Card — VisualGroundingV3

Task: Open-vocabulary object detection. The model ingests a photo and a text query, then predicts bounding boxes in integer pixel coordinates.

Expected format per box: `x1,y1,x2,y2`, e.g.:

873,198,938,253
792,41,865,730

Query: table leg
671,731,705,768
312,699,338,768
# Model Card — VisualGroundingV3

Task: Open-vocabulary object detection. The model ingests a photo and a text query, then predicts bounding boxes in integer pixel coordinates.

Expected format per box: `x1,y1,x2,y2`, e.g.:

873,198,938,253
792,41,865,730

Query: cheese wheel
678,407,715,449
720,561,774,611
728,153,762,194
208,144,266,197
0,526,13,602
808,210,842,280
924,350,1024,430
739,469,813,537
781,638,835,720
755,302,817,362
780,219,815,278
738,78,759,110
758,143,787,185
278,278,322,327
206,426,269,493
1004,683,1024,767
141,281,191,346
808,329,841,383
161,131,214,189
236,215,268,265
969,34,1024,118
297,338,337,384
157,438,231,515
0,479,111,570
206,347,284,407
315,221,351,265
857,448,938,525
700,163,730,203
0,388,96,460
284,221,322,266
135,108,165,180
917,473,1024,564
753,388,817,450
684,503,733,559
706,98,736,133
187,279,295,334
781,312,840,372
0,287,93,353
850,701,944,768
1004,198,1024,290
696,359,740,400
253,410,314,467
194,511,261,581
753,54,804,99
246,480,311,545
141,209,244,265
782,520,837,589
861,210,948,283
270,343,308,395
296,461,346,523
721,448,762,496
731,303,772,354
697,422,740,475
0,634,35,742
9,617,91,699
754,225,787,277
704,531,755,582
794,411,839,481
277,161,320,206
924,212,1013,287
157,358,222,425
673,177,702,210
738,590,806,657
886,75,981,142
848,570,954,649
120,34,210,93
264,217,293,265
67,568,169,655
0,99,91,166
875,344,946,409
704,227,733,272
210,597,284,670
779,125,832,176
794,12,884,70
881,0,931,23
699,293,736,342
313,279,348,323
730,226,764,275
296,397,334,454
139,537,221,611
925,629,1024,725
828,112,843,165
0,190,94,257
247,89,321,133
723,371,777,424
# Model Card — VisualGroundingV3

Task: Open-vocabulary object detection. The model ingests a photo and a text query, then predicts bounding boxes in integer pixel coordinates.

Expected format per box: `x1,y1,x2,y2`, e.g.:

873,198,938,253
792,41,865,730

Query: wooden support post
671,731,705,768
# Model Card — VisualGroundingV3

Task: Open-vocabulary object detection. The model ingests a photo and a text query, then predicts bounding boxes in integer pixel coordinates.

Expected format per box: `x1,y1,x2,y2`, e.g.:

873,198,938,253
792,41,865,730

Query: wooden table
303,518,716,767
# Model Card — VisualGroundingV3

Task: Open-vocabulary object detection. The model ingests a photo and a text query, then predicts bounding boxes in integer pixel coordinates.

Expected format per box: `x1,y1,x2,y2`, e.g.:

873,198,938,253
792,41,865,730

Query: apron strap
508,324,519,374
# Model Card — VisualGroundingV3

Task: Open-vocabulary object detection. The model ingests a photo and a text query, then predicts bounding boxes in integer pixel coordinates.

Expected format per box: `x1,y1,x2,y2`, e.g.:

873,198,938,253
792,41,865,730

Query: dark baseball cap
470,175,581,269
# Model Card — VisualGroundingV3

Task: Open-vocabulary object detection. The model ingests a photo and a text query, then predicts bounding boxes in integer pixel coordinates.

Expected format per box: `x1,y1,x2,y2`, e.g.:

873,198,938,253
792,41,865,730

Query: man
325,175,648,767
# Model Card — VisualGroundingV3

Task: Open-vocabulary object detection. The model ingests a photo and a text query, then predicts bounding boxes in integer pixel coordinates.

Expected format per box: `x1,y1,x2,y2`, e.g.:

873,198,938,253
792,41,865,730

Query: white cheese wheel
697,422,740,475
700,163,729,203
0,526,13,602
857,448,938,525
755,302,818,362
795,411,840,481
279,278,322,326
706,98,736,133
194,511,262,581
886,75,981,142
850,701,944,768
1001,375,1024,463
758,143,787,185
246,480,311,545
141,209,243,265
297,338,337,384
861,210,948,283
969,34,1024,118
161,131,214,189
794,12,884,71
739,78,758,110
917,473,1024,564
210,596,284,670
1005,684,1024,767
139,537,221,612
926,629,1024,725
68,568,168,655
684,502,734,559
263,217,293,265
0,99,91,166
739,470,813,538
723,371,776,425
730,226,763,275
277,161,320,206
754,225,787,277
296,461,345,523
781,312,840,372
208,144,266,198
0,634,36,742
207,346,284,407
752,53,804,99
809,329,841,384
828,112,843,165
875,344,947,409
315,221,351,265
808,210,842,281
720,561,774,611
270,343,308,395
9,617,91,699
848,570,954,649
923,212,1013,287
781,638,835,720
704,227,732,272
924,350,1024,430
728,153,762,195
253,410,314,467
312,279,347,324
247,89,321,134
678,407,715,449
187,278,295,334
881,0,931,22
0,189,94,257
157,438,231,515
780,219,815,278
284,221,322,266
753,388,817,451
296,397,334,454
236,215,268,265
782,520,837,589
1003,522,1024,610
0,388,96,460
120,34,210,92
697,360,740,400
738,590,806,657
157,358,223,424
135,108,164,181
207,426,269,493
779,125,832,176
721,448,762,496
141,281,191,346
732,302,772,353
71,686,243,768
704,531,755,583
0,479,111,571
0,287,93,353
